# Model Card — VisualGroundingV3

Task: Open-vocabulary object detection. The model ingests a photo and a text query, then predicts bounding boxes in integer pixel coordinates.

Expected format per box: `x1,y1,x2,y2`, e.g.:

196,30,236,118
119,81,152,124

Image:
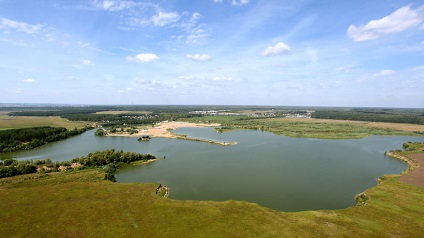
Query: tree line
0,149,157,180
0,126,92,153
70,149,156,167
312,111,424,125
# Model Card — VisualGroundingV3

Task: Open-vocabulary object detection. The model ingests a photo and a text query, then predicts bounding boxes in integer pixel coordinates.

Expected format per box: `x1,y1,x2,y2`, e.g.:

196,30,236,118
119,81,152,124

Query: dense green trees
0,149,157,179
0,126,92,153
0,159,38,178
94,128,107,136
312,111,424,124
70,149,156,166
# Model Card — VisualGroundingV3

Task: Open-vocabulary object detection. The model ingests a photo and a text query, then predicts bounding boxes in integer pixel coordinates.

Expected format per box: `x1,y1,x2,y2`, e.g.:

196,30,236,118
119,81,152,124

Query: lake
7,128,424,212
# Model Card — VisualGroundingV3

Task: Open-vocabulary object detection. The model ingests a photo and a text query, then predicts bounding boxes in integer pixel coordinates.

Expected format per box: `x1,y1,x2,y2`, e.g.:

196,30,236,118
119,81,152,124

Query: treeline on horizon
312,110,424,125
0,126,92,153
5,105,424,126
0,149,156,179
8,108,197,126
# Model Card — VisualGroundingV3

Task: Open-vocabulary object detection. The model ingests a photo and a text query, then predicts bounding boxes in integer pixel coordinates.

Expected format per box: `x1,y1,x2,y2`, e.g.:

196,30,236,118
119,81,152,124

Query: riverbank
387,151,424,188
108,121,220,138
107,121,237,145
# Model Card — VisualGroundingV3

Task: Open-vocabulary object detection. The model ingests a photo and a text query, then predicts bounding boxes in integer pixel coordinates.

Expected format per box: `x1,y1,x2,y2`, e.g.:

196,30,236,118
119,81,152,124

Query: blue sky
1,0,424,107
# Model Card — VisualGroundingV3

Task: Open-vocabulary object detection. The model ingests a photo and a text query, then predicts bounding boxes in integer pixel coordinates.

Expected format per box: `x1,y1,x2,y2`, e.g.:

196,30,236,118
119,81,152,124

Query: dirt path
400,153,424,188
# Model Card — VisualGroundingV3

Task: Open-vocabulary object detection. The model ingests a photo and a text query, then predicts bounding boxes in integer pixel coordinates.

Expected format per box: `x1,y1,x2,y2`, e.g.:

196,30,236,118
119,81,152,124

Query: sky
1,0,424,107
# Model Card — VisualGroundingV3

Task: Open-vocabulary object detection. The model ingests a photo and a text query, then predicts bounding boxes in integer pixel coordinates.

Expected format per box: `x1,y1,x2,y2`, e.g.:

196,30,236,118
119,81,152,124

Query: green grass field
1,115,424,236
183,116,422,139
0,113,88,130
1,163,424,237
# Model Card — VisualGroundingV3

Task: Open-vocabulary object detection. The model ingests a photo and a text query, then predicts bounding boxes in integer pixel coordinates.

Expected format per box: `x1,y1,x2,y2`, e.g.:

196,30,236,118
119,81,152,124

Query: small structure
137,135,151,141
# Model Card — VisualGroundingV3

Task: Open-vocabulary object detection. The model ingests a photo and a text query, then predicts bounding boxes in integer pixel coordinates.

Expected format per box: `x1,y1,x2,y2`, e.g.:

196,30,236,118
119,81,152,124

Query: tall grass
183,116,419,139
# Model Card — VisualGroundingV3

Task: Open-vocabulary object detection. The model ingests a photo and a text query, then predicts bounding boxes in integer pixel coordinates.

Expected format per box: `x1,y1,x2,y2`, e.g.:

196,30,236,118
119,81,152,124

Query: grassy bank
183,116,423,139
1,146,424,237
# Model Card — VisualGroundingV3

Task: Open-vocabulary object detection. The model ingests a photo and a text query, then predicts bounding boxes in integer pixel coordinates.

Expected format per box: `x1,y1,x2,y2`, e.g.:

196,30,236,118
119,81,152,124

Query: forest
312,110,424,124
0,126,92,153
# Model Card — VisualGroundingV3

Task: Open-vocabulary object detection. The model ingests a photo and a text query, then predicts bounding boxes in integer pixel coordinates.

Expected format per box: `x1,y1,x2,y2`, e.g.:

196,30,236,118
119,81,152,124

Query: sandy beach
108,121,220,139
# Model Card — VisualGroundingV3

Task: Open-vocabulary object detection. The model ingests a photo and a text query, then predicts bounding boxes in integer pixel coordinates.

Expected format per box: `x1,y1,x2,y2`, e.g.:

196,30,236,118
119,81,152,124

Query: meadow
1,111,424,236
184,116,424,139
1,146,424,237
0,112,88,130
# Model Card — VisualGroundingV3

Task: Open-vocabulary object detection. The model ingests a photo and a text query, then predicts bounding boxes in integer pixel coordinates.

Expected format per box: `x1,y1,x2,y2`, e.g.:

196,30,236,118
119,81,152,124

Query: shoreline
106,121,237,146
356,149,424,206
385,152,419,173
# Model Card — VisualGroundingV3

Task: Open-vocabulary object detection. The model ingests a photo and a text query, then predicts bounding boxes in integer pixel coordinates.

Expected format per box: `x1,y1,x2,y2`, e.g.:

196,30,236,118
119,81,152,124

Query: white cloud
118,87,134,93
213,0,223,3
23,78,37,83
232,0,249,6
374,70,395,77
0,17,43,34
347,5,424,42
92,0,139,11
151,11,180,26
127,53,159,63
262,42,291,56
185,24,210,45
335,64,356,73
178,76,195,80
190,12,201,23
411,65,424,71
186,54,212,62
212,76,233,81
82,60,95,66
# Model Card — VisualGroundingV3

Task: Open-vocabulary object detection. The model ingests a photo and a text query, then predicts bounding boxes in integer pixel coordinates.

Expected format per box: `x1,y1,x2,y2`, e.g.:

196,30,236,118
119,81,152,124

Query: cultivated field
0,112,88,130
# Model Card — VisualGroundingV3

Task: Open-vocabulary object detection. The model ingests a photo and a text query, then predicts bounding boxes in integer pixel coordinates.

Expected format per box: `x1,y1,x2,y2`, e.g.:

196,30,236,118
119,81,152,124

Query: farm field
0,112,88,130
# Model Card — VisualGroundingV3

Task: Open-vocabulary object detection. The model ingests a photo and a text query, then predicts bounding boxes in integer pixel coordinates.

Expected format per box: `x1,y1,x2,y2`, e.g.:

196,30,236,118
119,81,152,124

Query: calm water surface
7,128,424,212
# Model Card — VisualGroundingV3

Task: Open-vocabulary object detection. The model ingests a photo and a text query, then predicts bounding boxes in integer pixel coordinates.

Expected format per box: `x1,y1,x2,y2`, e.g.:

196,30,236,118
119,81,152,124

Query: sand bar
108,121,221,139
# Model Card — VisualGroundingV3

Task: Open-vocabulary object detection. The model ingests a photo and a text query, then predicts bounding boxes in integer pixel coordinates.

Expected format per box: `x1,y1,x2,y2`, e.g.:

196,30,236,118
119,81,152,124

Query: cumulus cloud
23,78,37,83
232,0,249,6
213,0,223,3
347,5,424,42
262,42,291,56
0,17,43,34
127,53,159,63
374,70,395,77
190,12,201,22
186,54,212,62
151,11,180,26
